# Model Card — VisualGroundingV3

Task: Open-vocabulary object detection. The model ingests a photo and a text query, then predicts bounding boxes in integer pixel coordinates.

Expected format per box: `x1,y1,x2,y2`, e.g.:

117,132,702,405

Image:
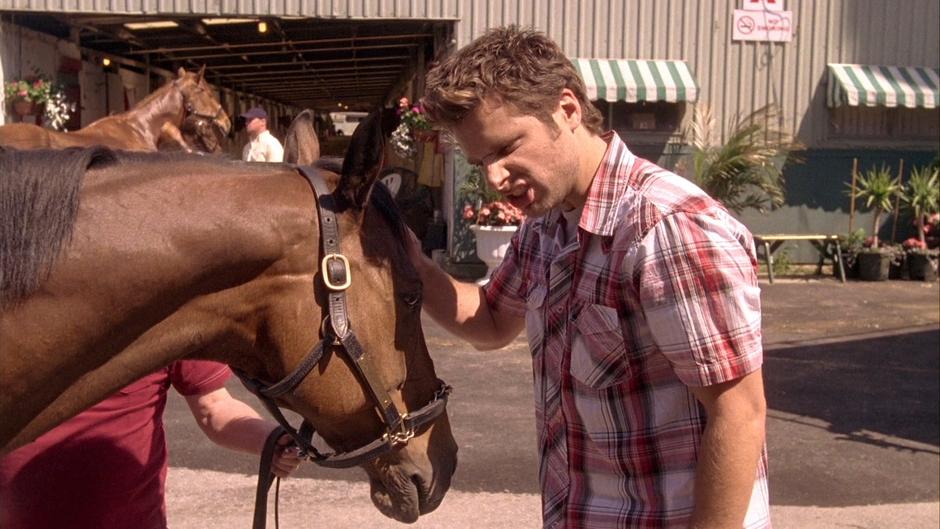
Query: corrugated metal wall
3,0,938,146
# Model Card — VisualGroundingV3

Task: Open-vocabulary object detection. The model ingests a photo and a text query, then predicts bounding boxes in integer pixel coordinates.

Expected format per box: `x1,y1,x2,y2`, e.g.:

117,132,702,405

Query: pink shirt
485,132,771,528
0,360,230,529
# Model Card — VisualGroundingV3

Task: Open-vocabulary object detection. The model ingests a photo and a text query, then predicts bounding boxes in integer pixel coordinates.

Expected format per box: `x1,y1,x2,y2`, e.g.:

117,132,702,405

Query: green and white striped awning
572,59,698,103
827,64,940,109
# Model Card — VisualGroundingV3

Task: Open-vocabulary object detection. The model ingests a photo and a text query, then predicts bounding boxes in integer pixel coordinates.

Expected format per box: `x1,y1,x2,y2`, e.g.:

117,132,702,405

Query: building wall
5,0,938,146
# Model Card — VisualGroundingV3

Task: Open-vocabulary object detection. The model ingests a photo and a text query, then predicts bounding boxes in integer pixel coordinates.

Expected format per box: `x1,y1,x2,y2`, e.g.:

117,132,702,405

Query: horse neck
120,84,186,139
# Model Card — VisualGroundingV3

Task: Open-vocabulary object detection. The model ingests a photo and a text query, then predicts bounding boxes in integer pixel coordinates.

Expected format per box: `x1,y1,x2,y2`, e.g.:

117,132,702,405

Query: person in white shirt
241,107,284,162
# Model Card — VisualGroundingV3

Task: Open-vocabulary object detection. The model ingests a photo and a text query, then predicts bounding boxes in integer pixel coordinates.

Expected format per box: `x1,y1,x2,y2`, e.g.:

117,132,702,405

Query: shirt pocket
569,303,631,389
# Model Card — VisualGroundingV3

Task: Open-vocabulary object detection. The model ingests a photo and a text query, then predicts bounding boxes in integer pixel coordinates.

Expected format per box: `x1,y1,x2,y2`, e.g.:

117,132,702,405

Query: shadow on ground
765,328,940,506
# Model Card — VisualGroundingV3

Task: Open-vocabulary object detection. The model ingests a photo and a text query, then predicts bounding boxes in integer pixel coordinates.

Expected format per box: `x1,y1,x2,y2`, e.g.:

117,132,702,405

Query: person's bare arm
689,369,767,529
408,232,524,350
185,387,301,478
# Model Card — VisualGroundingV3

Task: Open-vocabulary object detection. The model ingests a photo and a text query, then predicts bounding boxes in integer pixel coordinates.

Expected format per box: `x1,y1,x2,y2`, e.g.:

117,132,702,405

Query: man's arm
408,233,524,350
185,387,301,478
688,369,767,529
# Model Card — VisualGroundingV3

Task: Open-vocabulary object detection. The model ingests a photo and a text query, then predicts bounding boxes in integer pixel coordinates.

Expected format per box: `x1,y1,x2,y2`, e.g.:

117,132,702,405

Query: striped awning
827,64,940,109
572,59,698,103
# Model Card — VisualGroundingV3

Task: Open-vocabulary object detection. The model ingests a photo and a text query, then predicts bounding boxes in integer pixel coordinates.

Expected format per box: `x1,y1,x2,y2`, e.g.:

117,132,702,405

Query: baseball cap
240,107,268,121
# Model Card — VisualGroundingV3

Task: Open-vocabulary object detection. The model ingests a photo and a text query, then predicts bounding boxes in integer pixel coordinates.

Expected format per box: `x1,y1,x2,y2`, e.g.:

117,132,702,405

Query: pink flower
462,204,476,220
903,238,927,250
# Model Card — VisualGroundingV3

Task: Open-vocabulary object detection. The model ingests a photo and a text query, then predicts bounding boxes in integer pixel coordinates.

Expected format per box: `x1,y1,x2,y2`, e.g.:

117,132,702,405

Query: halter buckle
321,253,352,291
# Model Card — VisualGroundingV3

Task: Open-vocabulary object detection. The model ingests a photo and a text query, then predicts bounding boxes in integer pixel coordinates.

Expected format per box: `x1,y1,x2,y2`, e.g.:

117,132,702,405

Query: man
0,360,301,529
241,106,284,162
412,26,770,528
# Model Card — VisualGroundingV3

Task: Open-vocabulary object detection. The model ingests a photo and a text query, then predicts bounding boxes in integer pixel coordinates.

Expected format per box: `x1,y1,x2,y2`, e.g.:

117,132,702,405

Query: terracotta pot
12,99,36,116
414,129,437,143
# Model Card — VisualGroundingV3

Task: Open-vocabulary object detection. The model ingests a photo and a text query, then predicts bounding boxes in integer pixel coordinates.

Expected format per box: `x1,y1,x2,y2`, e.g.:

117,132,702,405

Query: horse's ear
196,65,206,82
336,109,398,209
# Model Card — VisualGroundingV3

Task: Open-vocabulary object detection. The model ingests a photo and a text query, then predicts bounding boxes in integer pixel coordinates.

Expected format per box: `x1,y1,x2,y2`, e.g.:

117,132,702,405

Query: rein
234,165,451,529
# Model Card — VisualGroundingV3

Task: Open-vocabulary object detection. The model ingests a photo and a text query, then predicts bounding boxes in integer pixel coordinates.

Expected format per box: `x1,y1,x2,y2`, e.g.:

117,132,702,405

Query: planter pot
857,251,891,281
907,253,938,282
834,254,859,279
413,129,437,143
469,224,518,285
889,254,908,280
12,99,36,116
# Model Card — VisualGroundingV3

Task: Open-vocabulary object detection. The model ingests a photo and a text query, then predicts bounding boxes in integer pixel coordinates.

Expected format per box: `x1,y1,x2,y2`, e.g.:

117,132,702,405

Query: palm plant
687,104,801,214
902,165,940,244
851,164,902,250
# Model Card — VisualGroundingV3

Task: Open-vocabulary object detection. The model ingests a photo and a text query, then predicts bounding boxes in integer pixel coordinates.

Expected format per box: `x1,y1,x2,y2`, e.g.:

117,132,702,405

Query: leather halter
234,165,451,529
184,101,225,123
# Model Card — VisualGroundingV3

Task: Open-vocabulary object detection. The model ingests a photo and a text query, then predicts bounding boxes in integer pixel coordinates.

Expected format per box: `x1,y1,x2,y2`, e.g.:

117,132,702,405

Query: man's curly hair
421,25,603,135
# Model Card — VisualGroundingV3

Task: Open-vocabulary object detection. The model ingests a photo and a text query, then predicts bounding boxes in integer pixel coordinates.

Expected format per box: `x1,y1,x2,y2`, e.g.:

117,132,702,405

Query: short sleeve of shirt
635,210,763,387
169,360,231,396
483,226,529,317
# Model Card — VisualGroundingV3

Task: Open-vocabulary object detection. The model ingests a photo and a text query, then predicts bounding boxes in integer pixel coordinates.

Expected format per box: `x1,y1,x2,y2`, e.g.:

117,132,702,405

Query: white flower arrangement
42,89,76,131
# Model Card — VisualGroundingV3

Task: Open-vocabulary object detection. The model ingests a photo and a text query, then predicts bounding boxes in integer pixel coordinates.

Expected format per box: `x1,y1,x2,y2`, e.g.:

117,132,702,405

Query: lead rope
253,427,289,529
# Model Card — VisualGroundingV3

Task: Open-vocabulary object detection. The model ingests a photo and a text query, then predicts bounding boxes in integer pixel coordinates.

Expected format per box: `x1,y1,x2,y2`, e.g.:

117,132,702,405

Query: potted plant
835,228,866,279
902,238,938,281
686,103,801,214
851,164,902,281
390,97,434,160
900,165,940,281
3,74,74,130
459,166,525,284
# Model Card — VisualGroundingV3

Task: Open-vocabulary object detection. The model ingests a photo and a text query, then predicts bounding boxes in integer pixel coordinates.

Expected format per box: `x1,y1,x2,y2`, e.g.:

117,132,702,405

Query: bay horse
0,110,456,522
0,66,230,153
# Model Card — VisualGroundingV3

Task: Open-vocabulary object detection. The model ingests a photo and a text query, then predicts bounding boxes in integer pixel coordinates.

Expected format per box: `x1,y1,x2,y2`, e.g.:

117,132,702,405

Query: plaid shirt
484,133,771,529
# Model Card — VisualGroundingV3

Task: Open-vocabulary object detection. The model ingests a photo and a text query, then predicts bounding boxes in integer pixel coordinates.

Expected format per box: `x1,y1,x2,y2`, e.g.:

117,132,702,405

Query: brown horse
0,66,230,152
0,110,456,522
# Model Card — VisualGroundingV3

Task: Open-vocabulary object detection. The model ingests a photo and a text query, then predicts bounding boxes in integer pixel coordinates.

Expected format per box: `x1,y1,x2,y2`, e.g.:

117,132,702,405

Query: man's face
245,116,265,135
452,97,581,218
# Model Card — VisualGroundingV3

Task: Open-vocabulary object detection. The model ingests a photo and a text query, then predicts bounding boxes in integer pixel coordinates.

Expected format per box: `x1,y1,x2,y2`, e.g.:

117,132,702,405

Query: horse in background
159,114,229,154
0,108,456,523
0,66,230,153
283,108,321,164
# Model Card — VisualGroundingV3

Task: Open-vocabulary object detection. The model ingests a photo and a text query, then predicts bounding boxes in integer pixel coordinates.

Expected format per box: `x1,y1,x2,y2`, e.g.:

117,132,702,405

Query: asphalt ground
163,277,940,528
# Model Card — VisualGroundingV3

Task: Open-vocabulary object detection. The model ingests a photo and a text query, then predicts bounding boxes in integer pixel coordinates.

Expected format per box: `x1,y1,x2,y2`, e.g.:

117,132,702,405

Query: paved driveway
164,279,939,528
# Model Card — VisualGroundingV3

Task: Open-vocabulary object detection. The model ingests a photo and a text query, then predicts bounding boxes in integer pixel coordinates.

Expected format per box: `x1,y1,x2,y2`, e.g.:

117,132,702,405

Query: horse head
175,66,232,137
241,107,455,522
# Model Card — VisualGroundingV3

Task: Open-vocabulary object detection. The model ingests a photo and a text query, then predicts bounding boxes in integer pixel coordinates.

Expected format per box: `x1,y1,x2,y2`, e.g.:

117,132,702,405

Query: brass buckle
321,253,351,291
384,418,415,446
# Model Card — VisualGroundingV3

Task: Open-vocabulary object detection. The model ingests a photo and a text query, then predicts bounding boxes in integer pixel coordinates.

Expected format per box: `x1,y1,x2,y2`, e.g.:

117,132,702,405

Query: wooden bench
753,234,846,284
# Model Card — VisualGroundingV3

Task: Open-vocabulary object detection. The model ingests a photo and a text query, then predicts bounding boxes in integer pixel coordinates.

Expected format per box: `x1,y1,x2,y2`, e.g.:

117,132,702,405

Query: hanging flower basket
414,129,438,143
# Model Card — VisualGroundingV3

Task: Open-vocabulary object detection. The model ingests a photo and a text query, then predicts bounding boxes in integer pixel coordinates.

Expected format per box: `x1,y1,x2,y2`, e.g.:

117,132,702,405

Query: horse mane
0,146,118,307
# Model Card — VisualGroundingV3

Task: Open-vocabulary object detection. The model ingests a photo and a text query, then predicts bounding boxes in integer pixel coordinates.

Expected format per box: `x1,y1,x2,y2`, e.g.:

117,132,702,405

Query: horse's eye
401,292,422,309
